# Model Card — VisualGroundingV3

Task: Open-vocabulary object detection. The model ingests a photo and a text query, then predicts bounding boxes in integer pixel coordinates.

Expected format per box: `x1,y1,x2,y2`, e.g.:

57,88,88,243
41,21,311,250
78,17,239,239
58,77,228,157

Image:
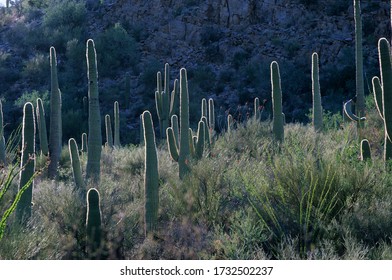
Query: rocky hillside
0,0,390,142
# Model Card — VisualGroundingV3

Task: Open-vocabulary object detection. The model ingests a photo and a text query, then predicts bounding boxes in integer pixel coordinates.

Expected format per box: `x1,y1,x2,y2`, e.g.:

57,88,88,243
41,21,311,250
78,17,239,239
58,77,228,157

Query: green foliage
96,23,139,77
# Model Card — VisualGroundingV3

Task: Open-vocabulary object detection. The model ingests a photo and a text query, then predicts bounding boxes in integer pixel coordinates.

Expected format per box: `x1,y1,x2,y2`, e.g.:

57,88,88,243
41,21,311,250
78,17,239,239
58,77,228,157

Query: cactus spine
0,101,5,165
16,102,35,223
142,111,159,236
166,68,190,179
86,39,102,183
155,63,178,138
354,0,365,123
104,114,113,148
312,52,323,132
271,61,284,142
114,101,120,148
86,188,102,256
48,46,62,179
69,138,84,191
36,98,49,156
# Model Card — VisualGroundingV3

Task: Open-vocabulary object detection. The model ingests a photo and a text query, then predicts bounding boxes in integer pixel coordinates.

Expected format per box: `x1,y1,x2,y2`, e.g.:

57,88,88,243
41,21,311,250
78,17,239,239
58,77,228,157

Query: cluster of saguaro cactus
374,38,392,161
166,68,190,179
155,63,178,138
48,47,62,179
142,111,159,236
86,187,102,256
16,102,35,224
271,61,284,142
36,98,49,156
86,39,102,184
0,101,5,165
312,52,323,132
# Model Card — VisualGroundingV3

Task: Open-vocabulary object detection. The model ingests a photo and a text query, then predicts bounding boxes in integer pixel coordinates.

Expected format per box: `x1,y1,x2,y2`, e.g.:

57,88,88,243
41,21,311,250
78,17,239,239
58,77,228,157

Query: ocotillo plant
312,52,323,132
114,101,120,148
69,138,84,192
36,98,49,156
354,0,365,124
155,63,178,138
16,102,35,224
86,39,102,184
48,46,62,179
86,188,102,256
0,100,5,165
166,68,190,179
360,139,371,161
104,114,113,148
271,61,284,142
142,111,159,236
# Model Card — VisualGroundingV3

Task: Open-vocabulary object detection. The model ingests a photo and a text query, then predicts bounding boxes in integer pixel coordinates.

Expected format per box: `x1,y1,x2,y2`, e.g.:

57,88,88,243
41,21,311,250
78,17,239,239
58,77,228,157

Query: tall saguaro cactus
36,98,49,156
0,101,5,165
166,68,190,179
114,101,120,148
16,102,35,224
104,114,113,148
85,39,102,183
312,52,323,131
48,46,62,179
86,188,102,256
142,111,159,236
271,61,284,142
354,0,365,122
374,38,392,161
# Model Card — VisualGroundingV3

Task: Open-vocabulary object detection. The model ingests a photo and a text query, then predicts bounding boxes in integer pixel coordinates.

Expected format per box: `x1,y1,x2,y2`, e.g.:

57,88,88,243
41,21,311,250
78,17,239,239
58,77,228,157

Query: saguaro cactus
48,46,62,179
36,98,49,156
81,133,88,154
166,68,190,179
208,98,215,132
254,97,260,121
69,138,84,191
142,111,159,236
0,101,5,165
86,188,102,256
374,38,392,161
86,39,102,183
360,139,371,161
271,61,284,142
104,114,113,148
114,101,120,148
354,0,365,122
16,102,35,224
155,63,178,138
227,114,233,134
312,52,323,132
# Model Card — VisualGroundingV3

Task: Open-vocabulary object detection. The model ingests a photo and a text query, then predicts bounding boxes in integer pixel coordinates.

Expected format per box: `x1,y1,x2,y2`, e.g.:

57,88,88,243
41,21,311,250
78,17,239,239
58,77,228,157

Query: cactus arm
167,127,179,162
372,76,383,119
169,79,179,117
195,120,205,159
343,99,366,122
171,114,179,148
201,98,208,119
208,98,215,131
36,98,49,156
